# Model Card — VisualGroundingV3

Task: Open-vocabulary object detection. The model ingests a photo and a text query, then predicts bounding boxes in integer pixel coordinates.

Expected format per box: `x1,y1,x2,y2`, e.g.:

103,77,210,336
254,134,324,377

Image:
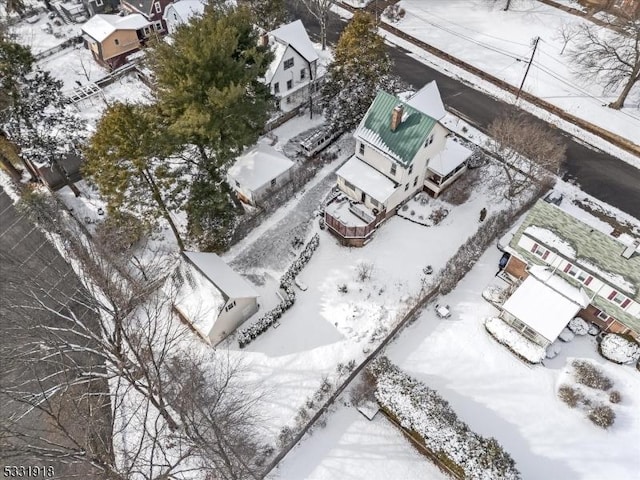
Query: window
284,57,294,69
424,134,434,147
608,290,627,306
565,264,579,277
596,309,609,321
154,1,161,13
286,79,293,90
530,243,549,259
344,180,355,191
370,198,379,208
404,184,409,191
390,163,397,176
273,82,280,94
359,143,365,155
95,0,103,6
114,38,120,45
413,176,418,187
154,21,163,31
408,164,413,175
225,300,236,312
361,192,366,203
271,178,277,187
300,68,306,80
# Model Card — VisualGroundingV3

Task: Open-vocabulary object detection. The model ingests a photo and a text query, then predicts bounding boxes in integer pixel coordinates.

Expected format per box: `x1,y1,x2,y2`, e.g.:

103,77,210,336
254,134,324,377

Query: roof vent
390,104,403,132
621,239,640,259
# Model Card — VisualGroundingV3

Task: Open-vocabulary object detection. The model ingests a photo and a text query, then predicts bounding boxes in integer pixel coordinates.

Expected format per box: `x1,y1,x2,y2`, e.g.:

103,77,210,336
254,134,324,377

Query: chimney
259,32,269,47
390,104,403,132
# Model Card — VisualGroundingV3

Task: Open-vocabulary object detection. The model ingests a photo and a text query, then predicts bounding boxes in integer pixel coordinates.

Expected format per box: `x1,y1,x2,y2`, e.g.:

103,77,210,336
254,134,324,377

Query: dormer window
390,163,397,176
284,58,294,69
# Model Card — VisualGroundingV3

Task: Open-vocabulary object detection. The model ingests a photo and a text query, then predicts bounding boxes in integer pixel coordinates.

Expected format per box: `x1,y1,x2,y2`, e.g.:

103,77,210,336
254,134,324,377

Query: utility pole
516,36,539,102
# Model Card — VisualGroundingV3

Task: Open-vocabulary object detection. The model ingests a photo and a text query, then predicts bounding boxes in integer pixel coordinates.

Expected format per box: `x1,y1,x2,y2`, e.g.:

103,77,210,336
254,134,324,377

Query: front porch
423,137,471,198
324,195,386,247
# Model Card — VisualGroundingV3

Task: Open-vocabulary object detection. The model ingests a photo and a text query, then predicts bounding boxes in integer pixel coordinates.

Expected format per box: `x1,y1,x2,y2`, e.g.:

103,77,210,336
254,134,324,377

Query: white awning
336,156,398,204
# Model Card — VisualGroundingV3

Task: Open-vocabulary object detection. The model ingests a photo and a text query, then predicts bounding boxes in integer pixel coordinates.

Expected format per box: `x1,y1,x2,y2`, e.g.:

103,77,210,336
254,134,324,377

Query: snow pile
369,357,521,480
599,334,640,365
237,233,319,347
568,317,589,336
484,317,546,364
579,260,636,295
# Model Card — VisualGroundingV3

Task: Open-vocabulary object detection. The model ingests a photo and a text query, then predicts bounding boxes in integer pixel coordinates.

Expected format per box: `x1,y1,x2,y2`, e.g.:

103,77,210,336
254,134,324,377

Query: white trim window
284,57,294,69
154,1,161,13
530,243,549,260
95,0,103,6
225,300,236,312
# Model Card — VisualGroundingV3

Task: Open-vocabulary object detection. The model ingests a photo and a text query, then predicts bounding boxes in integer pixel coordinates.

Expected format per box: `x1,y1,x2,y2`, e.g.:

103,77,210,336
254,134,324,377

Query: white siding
270,45,317,110
208,297,258,345
163,5,182,35
358,141,403,183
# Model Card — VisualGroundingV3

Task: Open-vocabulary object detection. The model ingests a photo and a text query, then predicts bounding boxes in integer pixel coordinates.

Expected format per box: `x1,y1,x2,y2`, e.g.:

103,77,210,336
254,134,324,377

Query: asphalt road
287,3,640,218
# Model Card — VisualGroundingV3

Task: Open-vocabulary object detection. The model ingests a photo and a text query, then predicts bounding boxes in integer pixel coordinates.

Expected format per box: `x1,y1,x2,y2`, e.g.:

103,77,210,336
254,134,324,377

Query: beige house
173,252,259,345
81,13,152,69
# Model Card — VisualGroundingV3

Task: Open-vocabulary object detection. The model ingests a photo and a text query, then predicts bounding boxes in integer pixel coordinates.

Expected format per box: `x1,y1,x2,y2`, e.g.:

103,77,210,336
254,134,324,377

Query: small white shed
174,252,259,345
227,143,295,206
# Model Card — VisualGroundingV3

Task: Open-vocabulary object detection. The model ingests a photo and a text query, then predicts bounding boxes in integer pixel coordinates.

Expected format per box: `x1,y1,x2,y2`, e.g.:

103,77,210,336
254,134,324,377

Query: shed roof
227,143,294,192
427,137,472,176
336,156,398,204
183,252,258,299
81,13,150,42
355,91,437,167
503,275,582,344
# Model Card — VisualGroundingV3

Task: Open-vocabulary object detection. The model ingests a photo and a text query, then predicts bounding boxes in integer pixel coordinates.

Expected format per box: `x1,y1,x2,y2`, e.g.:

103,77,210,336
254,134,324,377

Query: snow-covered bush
599,333,640,364
559,328,575,342
369,357,521,480
568,317,589,335
609,391,622,404
382,4,406,23
546,342,562,359
572,360,613,391
485,317,546,364
557,384,584,408
588,404,616,429
238,234,319,347
356,261,374,282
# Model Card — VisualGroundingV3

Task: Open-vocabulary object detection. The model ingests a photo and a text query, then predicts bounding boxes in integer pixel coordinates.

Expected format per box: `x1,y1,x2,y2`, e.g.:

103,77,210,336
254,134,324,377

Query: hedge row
238,234,320,347
369,357,521,480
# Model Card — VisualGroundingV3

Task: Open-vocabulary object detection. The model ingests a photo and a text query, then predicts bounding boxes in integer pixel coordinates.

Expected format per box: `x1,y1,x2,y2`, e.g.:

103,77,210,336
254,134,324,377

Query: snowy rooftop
336,156,398,204
524,225,576,258
502,275,583,343
264,41,288,84
183,252,258,300
270,20,319,64
81,14,150,42
529,265,590,308
173,262,225,337
427,137,472,177
406,81,446,120
325,198,371,228
165,0,205,22
227,143,294,192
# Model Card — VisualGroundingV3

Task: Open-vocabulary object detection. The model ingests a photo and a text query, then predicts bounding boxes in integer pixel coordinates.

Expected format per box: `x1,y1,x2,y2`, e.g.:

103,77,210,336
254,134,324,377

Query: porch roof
427,137,472,177
336,156,398,204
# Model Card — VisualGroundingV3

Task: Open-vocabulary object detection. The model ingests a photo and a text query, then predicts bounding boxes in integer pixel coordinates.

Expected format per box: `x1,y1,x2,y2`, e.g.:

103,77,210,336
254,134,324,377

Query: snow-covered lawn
9,15,81,55
392,0,640,146
267,404,448,480
38,46,109,92
383,247,640,480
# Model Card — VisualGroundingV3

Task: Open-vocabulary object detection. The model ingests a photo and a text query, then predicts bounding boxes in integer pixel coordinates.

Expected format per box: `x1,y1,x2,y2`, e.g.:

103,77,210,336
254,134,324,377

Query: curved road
288,3,640,218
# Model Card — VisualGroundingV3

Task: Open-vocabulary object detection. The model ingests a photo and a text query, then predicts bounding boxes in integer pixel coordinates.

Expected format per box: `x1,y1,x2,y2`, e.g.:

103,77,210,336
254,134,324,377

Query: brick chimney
390,104,403,132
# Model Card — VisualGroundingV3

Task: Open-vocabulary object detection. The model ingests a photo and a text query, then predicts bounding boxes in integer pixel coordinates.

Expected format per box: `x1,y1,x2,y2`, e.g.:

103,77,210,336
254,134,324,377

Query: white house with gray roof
263,20,320,112
501,199,640,342
173,252,259,345
324,81,471,246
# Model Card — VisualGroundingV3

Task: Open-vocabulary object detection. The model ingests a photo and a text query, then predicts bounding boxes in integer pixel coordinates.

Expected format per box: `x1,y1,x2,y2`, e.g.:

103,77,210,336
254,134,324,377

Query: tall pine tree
83,103,186,250
146,5,274,250
245,0,288,31
321,11,403,133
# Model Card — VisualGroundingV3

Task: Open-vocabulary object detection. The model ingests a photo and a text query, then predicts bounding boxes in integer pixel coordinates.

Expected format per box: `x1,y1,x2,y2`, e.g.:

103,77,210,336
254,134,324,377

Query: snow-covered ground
268,405,448,480
392,0,640,144
9,14,81,55
381,247,640,480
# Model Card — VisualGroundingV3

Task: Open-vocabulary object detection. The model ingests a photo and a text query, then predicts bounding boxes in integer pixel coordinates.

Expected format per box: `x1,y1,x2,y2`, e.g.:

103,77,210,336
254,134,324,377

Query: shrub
356,261,374,282
599,333,640,364
338,283,348,294
572,360,613,391
557,384,584,408
588,405,615,429
568,317,589,336
609,391,622,404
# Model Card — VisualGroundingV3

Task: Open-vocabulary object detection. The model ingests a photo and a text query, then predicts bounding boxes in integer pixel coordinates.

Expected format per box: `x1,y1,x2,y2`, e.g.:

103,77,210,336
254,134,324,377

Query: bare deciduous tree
555,22,579,55
297,0,334,50
486,110,565,200
1,190,266,479
569,10,640,109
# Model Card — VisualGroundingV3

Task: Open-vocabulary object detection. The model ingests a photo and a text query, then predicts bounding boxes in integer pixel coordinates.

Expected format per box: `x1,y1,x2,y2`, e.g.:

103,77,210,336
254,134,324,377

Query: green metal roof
355,91,437,167
509,199,640,333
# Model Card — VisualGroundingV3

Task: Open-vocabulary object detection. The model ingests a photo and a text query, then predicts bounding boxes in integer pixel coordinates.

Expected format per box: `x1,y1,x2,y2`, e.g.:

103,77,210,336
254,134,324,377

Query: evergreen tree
146,5,273,250
321,11,402,133
83,103,186,250
245,0,288,31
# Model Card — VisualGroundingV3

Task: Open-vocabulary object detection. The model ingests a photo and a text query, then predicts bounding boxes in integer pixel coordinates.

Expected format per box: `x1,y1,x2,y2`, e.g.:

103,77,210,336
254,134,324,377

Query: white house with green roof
324,82,471,246
501,199,640,341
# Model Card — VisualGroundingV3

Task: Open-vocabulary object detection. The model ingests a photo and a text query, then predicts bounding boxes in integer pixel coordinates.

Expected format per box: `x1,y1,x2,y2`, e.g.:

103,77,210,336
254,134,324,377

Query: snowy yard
382,247,640,480
391,0,640,145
